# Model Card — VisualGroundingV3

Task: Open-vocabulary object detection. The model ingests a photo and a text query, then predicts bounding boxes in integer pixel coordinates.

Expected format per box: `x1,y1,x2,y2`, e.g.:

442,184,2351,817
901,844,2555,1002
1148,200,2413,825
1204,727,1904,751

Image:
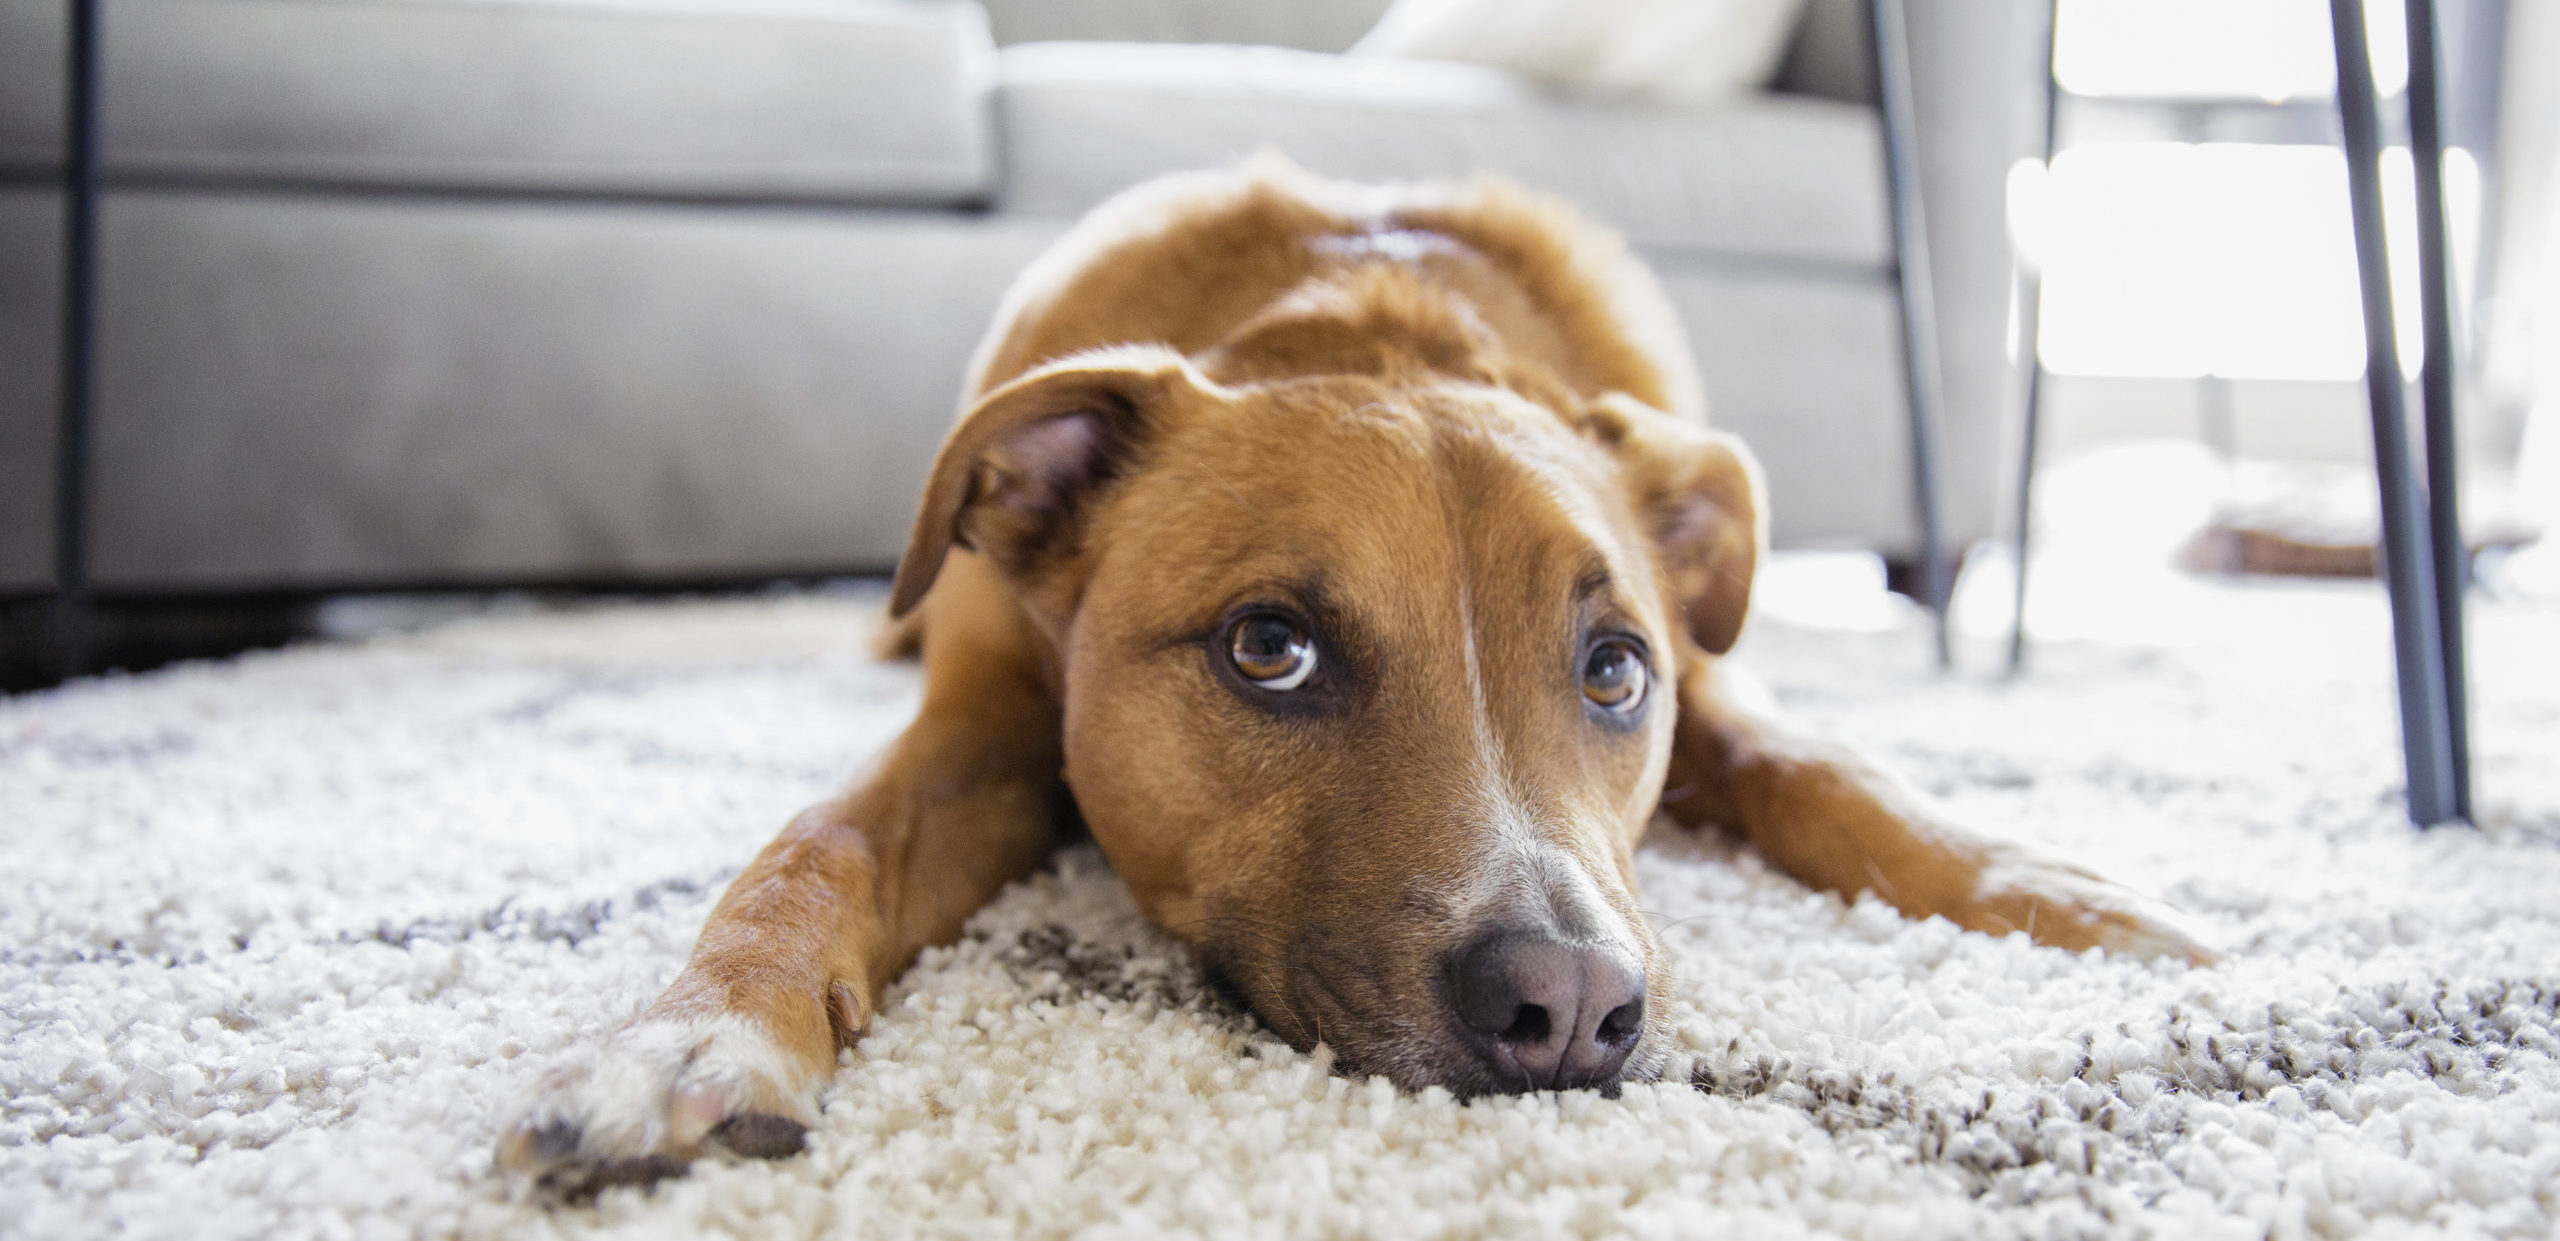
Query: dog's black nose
1446,930,1645,1091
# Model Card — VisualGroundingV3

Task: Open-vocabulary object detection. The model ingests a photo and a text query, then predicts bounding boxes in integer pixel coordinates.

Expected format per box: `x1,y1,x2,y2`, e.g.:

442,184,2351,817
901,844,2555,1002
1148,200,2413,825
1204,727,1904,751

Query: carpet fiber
4,580,2557,1239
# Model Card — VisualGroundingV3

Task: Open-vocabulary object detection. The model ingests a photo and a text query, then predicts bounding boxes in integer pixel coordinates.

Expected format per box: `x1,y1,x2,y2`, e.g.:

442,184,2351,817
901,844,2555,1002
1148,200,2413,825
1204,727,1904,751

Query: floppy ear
1582,393,1765,656
888,346,1205,618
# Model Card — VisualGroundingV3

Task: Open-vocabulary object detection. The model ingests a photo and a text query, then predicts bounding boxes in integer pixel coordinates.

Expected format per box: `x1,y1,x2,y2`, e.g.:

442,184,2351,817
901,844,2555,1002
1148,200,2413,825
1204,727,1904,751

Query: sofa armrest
1780,0,2044,548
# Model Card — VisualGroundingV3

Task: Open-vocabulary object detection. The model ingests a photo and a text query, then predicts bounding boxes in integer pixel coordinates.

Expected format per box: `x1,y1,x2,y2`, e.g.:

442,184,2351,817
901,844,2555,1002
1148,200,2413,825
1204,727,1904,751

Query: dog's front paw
497,1011,828,1198
1972,851,2216,965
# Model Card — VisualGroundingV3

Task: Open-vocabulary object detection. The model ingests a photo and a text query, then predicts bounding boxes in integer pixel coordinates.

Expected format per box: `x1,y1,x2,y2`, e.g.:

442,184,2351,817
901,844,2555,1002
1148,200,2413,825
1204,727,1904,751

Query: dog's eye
1582,639,1646,713
1229,613,1317,690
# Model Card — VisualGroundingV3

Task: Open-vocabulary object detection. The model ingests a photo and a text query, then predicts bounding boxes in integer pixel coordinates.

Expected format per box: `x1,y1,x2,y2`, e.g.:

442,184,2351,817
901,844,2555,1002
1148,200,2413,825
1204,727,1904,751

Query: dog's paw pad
713,1113,809,1159
497,1013,822,1197
575,1156,692,1200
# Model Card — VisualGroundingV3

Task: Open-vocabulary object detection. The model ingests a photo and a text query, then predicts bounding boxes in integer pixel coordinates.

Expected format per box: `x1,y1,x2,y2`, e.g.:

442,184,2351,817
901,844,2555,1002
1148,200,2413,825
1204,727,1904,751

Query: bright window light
2054,0,2406,101
2037,143,2362,379
2026,141,2475,381
2026,1,2478,382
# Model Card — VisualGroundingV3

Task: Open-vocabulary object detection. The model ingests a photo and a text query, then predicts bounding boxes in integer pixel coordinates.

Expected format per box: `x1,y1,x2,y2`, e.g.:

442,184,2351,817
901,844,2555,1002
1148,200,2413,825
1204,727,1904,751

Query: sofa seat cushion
87,192,1063,588
996,41,1888,265
20,0,996,203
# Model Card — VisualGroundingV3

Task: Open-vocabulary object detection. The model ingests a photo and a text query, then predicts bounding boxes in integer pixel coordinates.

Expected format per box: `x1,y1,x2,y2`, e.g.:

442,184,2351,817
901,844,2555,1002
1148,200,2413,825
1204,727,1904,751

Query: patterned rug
4,576,2556,1239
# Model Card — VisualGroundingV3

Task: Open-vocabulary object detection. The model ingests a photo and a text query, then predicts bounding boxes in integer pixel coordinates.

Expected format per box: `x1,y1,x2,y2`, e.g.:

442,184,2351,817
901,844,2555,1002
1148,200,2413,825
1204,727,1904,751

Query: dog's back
965,159,1705,425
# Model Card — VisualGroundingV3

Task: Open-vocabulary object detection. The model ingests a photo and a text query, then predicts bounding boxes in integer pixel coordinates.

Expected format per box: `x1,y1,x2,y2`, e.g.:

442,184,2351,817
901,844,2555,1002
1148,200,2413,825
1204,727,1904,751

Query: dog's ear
1581,393,1764,655
889,346,1205,618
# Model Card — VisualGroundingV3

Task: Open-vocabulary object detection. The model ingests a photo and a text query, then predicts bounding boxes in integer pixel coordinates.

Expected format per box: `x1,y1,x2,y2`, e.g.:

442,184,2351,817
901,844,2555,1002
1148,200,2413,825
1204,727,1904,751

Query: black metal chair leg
2008,0,2063,676
2330,0,2459,826
48,0,104,680
2006,353,2044,675
2402,0,2476,822
1869,0,1953,669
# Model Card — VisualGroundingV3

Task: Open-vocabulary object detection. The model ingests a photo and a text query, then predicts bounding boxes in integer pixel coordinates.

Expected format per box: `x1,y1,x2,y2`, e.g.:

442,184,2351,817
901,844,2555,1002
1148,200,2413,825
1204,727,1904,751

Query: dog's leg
498,559,1066,1193
1659,659,2210,962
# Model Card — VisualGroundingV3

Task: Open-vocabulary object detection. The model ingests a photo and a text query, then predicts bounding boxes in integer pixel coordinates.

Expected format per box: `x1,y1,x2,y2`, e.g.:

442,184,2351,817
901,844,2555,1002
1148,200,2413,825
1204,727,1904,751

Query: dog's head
891,345,1760,1095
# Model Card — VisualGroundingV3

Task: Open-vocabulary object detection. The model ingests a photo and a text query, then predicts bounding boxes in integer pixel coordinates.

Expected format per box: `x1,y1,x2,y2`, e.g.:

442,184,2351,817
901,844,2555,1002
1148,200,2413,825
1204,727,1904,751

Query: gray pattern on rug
3,587,2555,1239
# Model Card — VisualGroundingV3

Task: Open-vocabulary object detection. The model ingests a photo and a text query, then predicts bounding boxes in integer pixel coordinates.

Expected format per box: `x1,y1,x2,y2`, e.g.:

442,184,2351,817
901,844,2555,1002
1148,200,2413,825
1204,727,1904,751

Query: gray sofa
0,0,2033,595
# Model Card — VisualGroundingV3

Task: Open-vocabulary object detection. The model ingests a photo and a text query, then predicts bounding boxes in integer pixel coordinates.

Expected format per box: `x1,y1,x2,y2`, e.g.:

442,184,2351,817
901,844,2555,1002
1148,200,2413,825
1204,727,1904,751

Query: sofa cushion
0,187,58,591
1651,262,1918,552
995,41,1888,264
1349,0,1809,105
88,192,1062,588
0,0,64,174
54,0,995,202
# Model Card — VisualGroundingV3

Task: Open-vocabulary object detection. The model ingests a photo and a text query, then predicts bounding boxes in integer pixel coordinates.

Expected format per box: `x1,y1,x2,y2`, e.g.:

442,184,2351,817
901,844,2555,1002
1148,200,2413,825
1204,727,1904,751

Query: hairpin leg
2401,0,2475,822
1869,0,1953,669
2008,0,2062,676
48,0,104,680
2330,0,2459,826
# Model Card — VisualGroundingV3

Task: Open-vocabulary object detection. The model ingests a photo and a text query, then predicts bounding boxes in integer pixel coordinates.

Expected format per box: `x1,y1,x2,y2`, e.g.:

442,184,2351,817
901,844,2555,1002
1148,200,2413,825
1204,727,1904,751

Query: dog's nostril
1596,997,1643,1043
1499,1004,1551,1045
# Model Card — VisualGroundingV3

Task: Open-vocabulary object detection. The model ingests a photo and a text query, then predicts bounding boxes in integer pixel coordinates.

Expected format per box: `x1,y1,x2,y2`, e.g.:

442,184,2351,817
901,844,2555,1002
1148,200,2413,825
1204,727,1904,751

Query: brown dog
498,161,2206,1193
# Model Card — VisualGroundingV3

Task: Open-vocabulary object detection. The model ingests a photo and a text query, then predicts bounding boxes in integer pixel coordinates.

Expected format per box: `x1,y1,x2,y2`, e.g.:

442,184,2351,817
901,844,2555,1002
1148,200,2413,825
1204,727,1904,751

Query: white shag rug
5,572,2559,1240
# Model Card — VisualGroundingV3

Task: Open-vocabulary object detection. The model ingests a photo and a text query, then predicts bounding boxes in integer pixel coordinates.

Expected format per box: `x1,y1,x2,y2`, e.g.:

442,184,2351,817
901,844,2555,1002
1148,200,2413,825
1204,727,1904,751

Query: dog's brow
1185,455,1264,518
1573,559,1613,604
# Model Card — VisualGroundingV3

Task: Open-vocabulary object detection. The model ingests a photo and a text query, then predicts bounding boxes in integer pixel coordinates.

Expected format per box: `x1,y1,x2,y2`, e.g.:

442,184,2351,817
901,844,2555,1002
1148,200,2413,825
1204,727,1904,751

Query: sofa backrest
1773,0,1877,105
979,0,1870,103
974,0,1393,53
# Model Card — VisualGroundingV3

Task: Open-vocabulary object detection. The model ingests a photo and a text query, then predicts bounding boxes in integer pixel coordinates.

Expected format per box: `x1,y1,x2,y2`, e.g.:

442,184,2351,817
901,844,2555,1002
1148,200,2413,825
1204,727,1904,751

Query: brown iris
1229,614,1317,690
1582,639,1646,712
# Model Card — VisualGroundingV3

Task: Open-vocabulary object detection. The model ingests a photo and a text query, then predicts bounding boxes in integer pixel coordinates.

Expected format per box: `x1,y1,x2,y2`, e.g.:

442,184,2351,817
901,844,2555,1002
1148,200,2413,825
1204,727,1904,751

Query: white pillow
1350,0,1810,104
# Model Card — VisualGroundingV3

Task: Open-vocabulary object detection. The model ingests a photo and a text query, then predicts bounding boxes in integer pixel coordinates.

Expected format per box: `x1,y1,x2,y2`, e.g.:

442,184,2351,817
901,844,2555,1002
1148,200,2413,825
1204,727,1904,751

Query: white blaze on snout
1450,570,1643,958
1467,789,1644,955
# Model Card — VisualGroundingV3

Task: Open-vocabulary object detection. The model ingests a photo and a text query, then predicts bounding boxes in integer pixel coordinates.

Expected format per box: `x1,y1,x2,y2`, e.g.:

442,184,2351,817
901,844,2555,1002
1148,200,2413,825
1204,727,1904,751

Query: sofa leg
1883,548,1968,609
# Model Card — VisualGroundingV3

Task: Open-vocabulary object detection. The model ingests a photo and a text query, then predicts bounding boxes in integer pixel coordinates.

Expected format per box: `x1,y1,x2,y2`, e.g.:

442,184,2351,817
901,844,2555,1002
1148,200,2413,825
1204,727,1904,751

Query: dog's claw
500,1118,582,1168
